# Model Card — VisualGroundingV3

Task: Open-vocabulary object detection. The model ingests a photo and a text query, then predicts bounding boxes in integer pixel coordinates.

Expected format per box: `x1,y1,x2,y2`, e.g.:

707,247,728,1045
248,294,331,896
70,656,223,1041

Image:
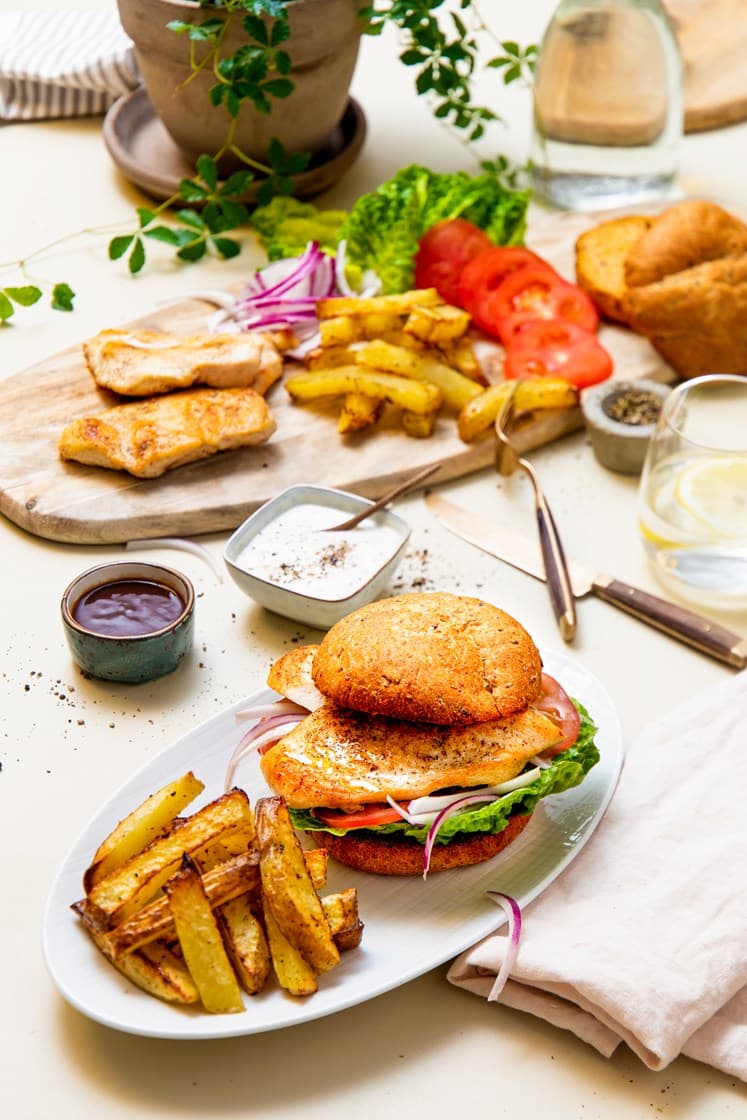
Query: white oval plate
42,650,623,1040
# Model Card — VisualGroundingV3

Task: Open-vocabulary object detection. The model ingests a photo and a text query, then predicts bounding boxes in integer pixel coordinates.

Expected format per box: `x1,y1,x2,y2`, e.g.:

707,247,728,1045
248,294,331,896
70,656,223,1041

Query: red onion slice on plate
224,711,305,791
485,891,522,1001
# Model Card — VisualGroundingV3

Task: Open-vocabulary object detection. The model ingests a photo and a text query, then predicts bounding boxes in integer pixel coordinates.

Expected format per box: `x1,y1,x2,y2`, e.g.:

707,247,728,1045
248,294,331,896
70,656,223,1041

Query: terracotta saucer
103,86,367,204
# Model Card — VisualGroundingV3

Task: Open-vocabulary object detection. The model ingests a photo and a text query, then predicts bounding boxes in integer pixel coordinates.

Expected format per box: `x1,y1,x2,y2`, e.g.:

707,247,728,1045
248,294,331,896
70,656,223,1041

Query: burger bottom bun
308,813,532,876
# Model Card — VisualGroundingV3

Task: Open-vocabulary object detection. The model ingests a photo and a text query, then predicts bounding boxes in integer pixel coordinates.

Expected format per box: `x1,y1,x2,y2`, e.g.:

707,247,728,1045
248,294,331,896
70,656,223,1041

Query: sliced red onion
207,309,241,333
485,892,522,1002
408,768,542,825
335,240,383,297
202,241,372,339
285,327,321,360
334,240,356,298
235,699,308,723
187,289,239,311
385,795,418,825
529,755,553,770
422,793,497,879
239,243,324,305
224,713,304,791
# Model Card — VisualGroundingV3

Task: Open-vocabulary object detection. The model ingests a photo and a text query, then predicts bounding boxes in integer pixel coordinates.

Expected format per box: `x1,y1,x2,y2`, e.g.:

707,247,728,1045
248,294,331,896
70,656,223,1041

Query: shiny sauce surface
73,579,185,637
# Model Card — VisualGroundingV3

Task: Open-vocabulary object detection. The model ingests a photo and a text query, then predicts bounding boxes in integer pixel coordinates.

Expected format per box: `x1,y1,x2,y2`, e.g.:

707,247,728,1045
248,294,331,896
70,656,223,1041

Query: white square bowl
223,484,411,629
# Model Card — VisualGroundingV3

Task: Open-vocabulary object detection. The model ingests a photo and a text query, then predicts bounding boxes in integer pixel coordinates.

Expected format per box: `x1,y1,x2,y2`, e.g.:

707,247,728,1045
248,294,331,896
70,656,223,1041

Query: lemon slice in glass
674,456,747,539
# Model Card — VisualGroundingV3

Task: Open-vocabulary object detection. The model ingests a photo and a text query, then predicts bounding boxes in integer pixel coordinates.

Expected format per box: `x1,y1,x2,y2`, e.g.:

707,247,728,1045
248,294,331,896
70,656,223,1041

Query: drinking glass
638,376,747,610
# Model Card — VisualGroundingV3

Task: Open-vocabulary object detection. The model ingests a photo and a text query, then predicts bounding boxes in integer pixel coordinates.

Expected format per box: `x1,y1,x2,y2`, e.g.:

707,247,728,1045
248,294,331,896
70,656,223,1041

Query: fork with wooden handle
495,383,577,642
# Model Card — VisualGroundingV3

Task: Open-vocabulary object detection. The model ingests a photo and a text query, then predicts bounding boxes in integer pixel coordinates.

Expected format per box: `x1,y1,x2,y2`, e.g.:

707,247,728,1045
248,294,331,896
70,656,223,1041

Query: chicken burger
245,593,599,876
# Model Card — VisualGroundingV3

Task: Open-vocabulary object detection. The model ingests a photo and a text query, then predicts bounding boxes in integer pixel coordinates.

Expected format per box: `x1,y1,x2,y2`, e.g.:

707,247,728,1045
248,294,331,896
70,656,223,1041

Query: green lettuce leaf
249,196,348,260
290,703,599,846
337,163,530,294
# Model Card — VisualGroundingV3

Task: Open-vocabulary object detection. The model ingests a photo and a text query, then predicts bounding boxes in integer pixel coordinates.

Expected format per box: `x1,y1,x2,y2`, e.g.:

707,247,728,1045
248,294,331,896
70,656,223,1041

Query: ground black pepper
604,388,663,427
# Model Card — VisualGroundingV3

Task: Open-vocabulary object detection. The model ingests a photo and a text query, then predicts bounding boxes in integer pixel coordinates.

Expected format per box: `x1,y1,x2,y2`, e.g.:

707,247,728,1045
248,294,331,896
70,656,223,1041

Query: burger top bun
311,592,543,725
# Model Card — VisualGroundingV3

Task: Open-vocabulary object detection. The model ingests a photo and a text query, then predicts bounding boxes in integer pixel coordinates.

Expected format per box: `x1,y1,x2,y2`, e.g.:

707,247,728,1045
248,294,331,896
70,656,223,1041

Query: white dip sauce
235,503,404,600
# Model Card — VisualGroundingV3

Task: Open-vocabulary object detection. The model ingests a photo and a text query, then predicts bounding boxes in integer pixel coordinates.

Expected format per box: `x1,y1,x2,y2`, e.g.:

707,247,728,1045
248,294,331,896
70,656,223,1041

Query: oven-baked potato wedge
99,851,260,959
165,855,244,1014
255,797,340,974
83,771,205,893
83,789,254,926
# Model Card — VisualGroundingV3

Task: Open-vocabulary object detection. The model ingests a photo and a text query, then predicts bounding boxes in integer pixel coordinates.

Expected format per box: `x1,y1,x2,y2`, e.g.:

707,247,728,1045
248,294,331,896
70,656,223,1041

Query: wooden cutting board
0,209,674,545
667,0,747,132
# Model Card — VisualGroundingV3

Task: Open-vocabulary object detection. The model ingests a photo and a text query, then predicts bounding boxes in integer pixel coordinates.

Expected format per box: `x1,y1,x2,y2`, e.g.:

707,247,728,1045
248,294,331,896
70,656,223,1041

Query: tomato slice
504,318,613,389
414,219,493,306
313,804,404,830
457,246,557,334
489,265,599,343
533,673,581,756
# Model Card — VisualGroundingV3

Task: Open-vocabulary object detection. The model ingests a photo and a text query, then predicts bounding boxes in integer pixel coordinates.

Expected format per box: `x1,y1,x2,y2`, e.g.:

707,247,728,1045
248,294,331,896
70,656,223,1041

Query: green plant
1,0,536,321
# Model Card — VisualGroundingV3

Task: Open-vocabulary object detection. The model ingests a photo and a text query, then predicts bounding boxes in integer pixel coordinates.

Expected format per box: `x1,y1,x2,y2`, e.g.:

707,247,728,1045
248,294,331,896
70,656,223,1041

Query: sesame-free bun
266,644,324,711
311,813,532,876
311,592,543,725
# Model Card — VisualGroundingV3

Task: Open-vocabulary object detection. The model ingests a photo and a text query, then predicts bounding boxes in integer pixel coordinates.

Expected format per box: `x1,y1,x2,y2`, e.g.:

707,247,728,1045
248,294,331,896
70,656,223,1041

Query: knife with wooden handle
426,493,747,670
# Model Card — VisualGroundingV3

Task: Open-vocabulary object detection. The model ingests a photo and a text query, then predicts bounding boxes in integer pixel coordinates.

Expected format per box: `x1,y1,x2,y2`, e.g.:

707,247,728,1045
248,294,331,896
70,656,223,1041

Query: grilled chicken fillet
59,386,275,478
260,702,563,811
83,328,283,397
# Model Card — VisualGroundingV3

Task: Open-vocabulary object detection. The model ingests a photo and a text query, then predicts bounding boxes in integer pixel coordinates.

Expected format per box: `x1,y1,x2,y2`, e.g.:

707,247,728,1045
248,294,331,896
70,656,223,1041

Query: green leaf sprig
362,1,537,143
0,264,75,325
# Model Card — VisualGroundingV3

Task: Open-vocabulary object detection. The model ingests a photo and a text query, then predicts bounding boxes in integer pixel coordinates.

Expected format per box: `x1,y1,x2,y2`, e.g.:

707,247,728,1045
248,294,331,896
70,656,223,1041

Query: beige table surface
1,2,745,1118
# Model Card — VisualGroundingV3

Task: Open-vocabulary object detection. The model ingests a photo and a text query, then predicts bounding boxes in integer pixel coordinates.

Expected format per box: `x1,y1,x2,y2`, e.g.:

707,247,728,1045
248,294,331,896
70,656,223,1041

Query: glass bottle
530,0,683,211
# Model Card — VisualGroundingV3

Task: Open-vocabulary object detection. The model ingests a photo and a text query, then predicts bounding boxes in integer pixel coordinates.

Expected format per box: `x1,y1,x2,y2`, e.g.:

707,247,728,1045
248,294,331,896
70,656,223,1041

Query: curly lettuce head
338,164,530,294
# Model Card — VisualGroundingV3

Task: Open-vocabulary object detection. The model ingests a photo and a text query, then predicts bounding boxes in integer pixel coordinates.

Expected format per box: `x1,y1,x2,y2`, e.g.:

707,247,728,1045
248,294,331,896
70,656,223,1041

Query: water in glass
638,376,747,611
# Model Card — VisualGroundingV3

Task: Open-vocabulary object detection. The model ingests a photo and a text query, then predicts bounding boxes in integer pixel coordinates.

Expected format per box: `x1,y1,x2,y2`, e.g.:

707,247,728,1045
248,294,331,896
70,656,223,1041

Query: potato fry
261,893,318,996
353,312,405,335
165,855,244,1014
322,888,364,951
437,338,484,382
100,851,260,959
317,288,442,319
306,345,359,370
83,922,199,1004
218,895,271,995
83,771,205,892
303,846,329,891
512,377,580,414
404,304,471,343
337,392,384,434
457,378,580,443
84,789,254,926
255,797,340,974
374,329,425,353
286,367,442,416
73,771,363,1014
401,410,437,438
196,828,255,867
355,340,483,411
318,316,360,347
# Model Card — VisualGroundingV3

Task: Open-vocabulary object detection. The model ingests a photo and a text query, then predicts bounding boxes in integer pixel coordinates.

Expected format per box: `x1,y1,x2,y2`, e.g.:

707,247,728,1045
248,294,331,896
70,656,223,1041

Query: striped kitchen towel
0,10,139,121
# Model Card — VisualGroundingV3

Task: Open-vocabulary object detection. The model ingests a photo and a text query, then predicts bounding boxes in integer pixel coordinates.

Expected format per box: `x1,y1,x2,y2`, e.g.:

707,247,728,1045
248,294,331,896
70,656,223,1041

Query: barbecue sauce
73,579,185,638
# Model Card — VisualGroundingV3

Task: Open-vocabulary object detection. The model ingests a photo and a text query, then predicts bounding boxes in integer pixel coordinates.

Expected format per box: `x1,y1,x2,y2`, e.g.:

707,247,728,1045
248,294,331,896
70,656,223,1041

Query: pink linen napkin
448,670,747,1080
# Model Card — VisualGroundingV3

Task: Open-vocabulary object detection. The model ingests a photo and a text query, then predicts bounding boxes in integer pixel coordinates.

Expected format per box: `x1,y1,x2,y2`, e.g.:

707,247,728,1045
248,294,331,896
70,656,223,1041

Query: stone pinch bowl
581,378,672,475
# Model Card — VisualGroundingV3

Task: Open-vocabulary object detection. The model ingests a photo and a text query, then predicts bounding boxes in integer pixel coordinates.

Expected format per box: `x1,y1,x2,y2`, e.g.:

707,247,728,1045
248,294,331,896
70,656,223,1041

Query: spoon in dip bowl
323,463,442,532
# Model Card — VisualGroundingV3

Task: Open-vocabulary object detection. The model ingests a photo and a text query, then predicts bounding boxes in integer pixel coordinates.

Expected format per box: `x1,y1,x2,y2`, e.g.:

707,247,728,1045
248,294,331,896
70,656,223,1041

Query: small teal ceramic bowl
61,561,195,683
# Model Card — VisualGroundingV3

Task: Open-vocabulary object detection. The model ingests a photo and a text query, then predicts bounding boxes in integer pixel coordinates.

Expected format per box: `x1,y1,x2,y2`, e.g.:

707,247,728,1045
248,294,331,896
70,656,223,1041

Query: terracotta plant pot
117,0,364,172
